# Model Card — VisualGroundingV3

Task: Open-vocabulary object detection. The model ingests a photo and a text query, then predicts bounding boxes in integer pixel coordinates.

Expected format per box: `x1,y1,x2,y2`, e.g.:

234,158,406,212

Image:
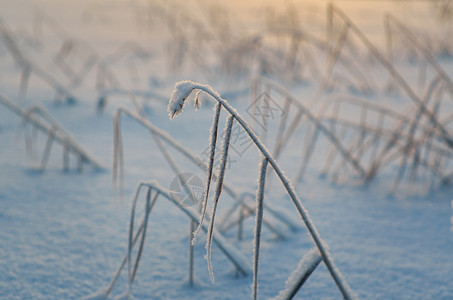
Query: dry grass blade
206,114,234,284
219,192,291,240
193,102,222,245
385,13,453,99
112,106,292,241
252,76,366,182
272,248,322,300
327,4,453,149
0,94,105,171
168,80,356,300
0,19,77,104
91,180,251,299
128,186,156,287
252,157,268,300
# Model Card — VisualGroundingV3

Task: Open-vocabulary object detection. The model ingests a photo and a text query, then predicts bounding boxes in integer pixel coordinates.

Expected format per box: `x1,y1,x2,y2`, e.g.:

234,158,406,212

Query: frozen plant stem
219,192,288,240
101,181,251,298
252,157,269,300
273,248,323,300
189,220,195,286
252,77,366,179
193,102,222,245
112,107,294,236
113,110,125,199
128,186,154,286
0,95,104,171
206,115,234,284
104,184,159,297
328,4,453,150
0,20,78,104
168,81,356,299
385,13,453,98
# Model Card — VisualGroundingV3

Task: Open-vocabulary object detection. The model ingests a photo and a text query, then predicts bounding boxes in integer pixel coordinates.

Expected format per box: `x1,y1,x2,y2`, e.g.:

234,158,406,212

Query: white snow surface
0,1,452,300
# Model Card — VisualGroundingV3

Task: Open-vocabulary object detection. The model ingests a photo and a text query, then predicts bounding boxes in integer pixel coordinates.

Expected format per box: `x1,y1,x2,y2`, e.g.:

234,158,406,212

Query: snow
0,1,452,300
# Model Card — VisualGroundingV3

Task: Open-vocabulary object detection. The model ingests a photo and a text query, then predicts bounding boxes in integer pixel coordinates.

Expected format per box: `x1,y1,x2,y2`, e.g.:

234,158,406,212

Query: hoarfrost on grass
167,80,219,119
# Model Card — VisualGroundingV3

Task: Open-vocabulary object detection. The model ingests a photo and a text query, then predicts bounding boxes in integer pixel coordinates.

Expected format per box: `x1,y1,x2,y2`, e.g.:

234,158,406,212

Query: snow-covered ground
0,1,452,299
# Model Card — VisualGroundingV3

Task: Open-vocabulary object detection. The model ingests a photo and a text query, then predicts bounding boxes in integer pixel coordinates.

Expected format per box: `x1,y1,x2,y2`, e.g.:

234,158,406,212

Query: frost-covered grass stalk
113,106,222,204
251,157,268,300
113,108,207,286
318,81,452,187
252,77,366,182
112,106,242,204
94,181,160,298
127,185,155,287
112,106,295,237
327,4,453,150
219,192,291,240
0,94,104,171
192,102,222,245
111,107,265,289
168,80,356,299
0,19,78,104
113,109,125,199
114,107,204,201
385,13,453,98
206,114,234,283
32,12,148,99
89,180,251,299
272,248,322,300
254,76,453,189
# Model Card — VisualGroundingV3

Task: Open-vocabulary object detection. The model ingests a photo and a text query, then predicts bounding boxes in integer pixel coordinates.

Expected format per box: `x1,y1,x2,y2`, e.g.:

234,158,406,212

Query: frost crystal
167,80,220,119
